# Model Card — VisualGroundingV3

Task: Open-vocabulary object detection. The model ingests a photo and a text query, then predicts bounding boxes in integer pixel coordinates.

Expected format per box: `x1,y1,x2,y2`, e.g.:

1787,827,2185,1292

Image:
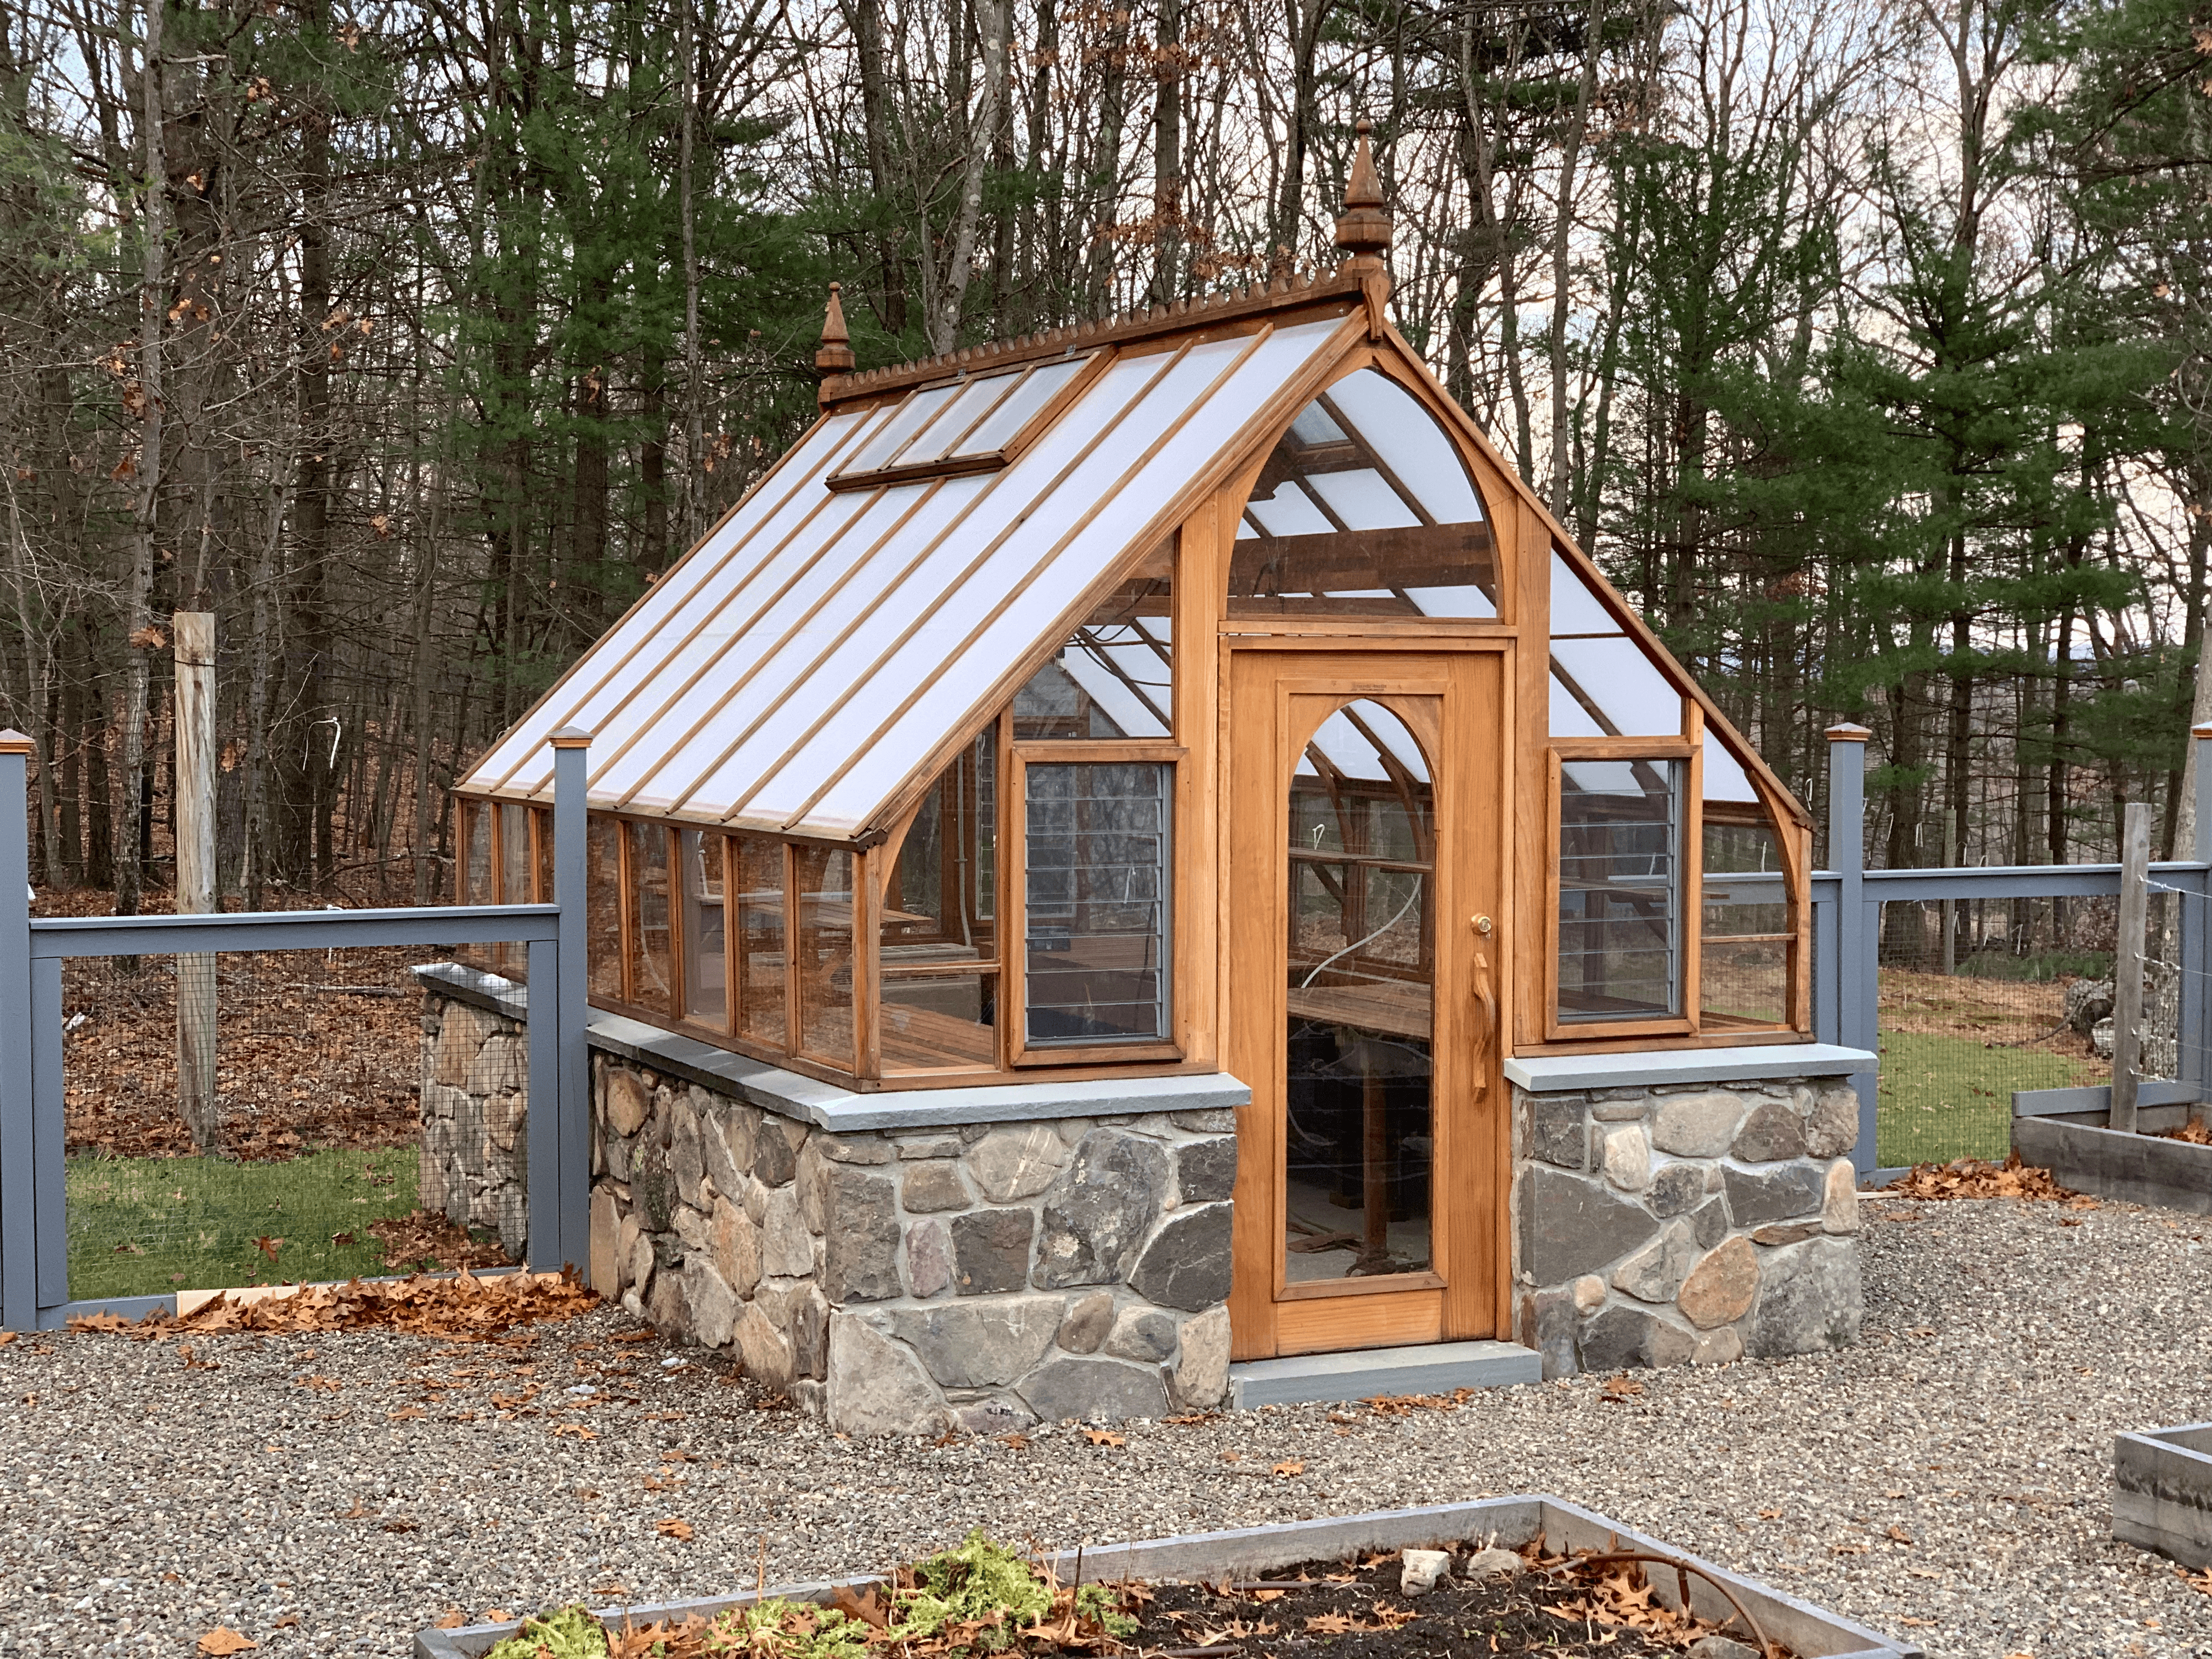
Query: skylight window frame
824,351,1109,493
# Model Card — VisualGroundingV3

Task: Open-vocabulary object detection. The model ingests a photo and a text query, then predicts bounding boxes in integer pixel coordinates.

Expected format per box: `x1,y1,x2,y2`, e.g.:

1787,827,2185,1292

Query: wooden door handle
1472,949,1497,1097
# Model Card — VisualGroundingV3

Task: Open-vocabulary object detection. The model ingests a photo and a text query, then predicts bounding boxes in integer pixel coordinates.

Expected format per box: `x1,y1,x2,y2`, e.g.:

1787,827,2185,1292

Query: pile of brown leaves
1882,1150,2076,1201
366,1211,515,1273
70,1266,596,1340
2159,1117,2212,1146
1537,1546,1758,1653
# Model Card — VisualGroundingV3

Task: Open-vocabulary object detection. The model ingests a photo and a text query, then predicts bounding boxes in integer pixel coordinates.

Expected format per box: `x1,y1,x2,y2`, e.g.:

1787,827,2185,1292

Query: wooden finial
815,283,856,377
1333,119,1392,267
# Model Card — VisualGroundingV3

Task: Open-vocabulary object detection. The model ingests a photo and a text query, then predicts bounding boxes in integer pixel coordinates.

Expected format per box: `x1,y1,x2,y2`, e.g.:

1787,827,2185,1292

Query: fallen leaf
380,1517,419,1533
433,1610,467,1629
252,1236,284,1262
550,1422,598,1440
1756,1508,1783,1520
388,1406,425,1421
656,1516,694,1541
481,1610,511,1624
1272,1459,1304,1477
198,1632,256,1656
1886,1524,1914,1544
997,1433,1030,1451
1082,1428,1125,1447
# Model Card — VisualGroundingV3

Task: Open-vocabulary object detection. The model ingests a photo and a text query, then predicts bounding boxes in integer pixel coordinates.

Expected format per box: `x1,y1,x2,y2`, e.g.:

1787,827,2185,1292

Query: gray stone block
1520,1287,1576,1379
1516,1164,1657,1284
1103,1307,1177,1363
1722,1162,1824,1226
967,1124,1069,1201
1804,1087,1858,1159
1578,1304,1696,1372
1646,1161,1706,1218
1170,1109,1238,1133
906,1218,953,1300
1745,1235,1861,1358
1650,1092,1745,1158
953,1207,1036,1295
1611,1221,1695,1304
1730,1103,1806,1163
1018,1356,1169,1423
820,1167,901,1303
1128,1203,1232,1311
900,1160,971,1214
1057,1290,1114,1355
1173,1137,1238,1204
754,1118,798,1187
1171,1306,1232,1408
1689,1197,1730,1250
1528,1095,1589,1169
818,1133,893,1165
825,1316,947,1436
1034,1130,1168,1287
887,1295,1063,1389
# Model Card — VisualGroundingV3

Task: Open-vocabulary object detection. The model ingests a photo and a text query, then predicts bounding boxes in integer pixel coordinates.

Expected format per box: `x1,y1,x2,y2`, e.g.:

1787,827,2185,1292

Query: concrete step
1228,1339,1543,1409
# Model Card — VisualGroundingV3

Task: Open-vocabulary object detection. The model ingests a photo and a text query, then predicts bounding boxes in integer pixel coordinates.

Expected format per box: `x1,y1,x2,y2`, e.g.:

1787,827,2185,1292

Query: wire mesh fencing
59,945,522,1302
1871,893,2135,1167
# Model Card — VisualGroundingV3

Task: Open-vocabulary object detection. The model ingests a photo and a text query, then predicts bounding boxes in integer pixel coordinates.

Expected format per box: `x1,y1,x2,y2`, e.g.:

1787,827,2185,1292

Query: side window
1229,368,1495,620
1555,756,1684,1025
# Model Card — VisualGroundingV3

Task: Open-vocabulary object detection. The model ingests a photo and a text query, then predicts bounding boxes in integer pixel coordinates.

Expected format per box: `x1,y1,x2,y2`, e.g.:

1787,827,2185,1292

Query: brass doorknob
1472,915,1493,935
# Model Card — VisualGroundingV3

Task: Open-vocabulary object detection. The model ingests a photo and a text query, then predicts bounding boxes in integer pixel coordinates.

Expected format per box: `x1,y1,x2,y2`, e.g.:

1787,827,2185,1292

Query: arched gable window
1229,369,1497,619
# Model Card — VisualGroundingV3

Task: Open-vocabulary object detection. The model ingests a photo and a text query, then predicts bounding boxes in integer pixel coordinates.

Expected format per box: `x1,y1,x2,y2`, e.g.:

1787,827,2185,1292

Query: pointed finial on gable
1333,119,1392,270
815,283,856,378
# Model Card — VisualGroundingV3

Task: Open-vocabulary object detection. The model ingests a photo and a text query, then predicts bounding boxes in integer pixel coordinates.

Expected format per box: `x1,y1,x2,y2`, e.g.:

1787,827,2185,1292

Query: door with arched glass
1225,648,1508,1360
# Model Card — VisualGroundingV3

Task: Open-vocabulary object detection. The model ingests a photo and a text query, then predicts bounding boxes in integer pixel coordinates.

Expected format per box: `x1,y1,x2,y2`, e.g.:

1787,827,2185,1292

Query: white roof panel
465,312,1357,836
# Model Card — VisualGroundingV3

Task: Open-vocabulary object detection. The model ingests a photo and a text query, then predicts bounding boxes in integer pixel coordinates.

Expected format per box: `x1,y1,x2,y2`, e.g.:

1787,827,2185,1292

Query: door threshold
1228,1339,1542,1409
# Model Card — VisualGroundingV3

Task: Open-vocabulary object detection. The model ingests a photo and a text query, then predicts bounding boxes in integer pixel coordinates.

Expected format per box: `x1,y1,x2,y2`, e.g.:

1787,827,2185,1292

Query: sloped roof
465,306,1363,838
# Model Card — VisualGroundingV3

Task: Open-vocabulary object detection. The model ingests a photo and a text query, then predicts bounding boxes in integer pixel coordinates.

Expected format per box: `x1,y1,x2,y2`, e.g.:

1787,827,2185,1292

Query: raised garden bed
2115,1422,2212,1570
413,1499,1920,1659
2010,1088,2212,1216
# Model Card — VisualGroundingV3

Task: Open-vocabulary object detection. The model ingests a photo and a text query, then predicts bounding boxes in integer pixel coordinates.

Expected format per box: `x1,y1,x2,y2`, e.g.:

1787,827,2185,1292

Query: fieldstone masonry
416,992,530,1259
1510,1074,1862,1378
417,969,1870,1429
586,1053,1237,1434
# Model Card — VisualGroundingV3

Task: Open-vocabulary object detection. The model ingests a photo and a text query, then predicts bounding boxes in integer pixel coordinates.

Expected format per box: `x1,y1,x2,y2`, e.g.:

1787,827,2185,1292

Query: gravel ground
1,1195,2206,1659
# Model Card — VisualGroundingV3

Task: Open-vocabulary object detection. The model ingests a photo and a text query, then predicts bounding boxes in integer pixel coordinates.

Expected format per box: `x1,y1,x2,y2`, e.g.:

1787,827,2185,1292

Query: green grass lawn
66,1145,422,1301
1875,1030,2102,1167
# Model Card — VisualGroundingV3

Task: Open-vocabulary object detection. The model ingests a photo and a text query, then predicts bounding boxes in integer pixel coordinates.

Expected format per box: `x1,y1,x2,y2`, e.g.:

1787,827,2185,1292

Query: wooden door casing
1223,645,1510,1362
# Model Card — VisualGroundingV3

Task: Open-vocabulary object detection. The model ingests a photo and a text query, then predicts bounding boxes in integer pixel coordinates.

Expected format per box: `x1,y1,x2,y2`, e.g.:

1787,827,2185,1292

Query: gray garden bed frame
2115,1423,2212,1570
411,1496,1922,1659
2011,1087,2212,1216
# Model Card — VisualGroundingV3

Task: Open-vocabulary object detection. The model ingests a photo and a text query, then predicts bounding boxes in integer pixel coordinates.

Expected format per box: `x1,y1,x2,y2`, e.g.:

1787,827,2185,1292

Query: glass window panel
461,800,491,906
630,823,673,1015
732,835,788,1048
1228,368,1494,620
1024,761,1170,1045
975,727,997,919
878,734,1000,1072
882,973,999,1071
587,815,623,1000
954,358,1084,455
499,805,532,905
900,371,1021,462
1702,731,1758,803
1012,540,1173,740
1284,699,1434,1281
1558,758,1681,1023
1702,812,1789,1028
534,809,555,905
844,385,960,473
1550,551,1625,636
679,831,729,1031
794,846,856,1065
1550,636,1683,737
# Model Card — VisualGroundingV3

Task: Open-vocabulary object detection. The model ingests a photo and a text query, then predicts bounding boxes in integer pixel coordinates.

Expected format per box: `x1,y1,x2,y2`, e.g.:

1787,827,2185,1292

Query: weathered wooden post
2112,800,2151,1136
172,612,219,1154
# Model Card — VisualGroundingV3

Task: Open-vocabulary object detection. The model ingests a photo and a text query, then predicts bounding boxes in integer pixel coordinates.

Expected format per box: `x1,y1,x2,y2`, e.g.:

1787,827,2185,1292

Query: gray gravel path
0,1194,2205,1659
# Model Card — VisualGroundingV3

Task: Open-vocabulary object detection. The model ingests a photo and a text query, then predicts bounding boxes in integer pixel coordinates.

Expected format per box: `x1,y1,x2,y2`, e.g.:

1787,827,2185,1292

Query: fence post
2112,800,2151,1135
551,730,592,1278
0,732,36,1331
1826,724,1877,1176
2180,725,2212,1101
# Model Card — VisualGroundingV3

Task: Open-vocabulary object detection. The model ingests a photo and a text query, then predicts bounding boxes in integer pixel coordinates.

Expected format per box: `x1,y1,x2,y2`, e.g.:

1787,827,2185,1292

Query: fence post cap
2192,722,2212,741
0,729,30,755
1825,723,1872,743
548,727,593,749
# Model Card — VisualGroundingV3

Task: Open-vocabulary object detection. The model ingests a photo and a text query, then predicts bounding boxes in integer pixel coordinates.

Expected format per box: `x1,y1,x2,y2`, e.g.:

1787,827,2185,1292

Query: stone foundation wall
1511,1075,1861,1378
417,992,529,1259
586,1053,1237,1434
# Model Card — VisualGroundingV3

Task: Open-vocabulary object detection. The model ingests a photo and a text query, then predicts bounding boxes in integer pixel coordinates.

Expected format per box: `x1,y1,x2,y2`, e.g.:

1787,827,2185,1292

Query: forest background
0,0,2207,940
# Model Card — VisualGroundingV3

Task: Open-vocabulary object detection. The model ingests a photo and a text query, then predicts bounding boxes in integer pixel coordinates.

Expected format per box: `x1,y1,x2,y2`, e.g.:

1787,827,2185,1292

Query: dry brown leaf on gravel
656,1517,695,1541
197,1630,256,1655
1081,1428,1124,1447
1272,1459,1305,1477
72,1267,596,1340
1883,1152,2074,1201
2180,1565,2212,1597
433,1609,467,1629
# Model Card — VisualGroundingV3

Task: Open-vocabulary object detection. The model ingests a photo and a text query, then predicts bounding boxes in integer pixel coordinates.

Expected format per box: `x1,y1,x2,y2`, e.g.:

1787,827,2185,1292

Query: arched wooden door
1224,645,1510,1360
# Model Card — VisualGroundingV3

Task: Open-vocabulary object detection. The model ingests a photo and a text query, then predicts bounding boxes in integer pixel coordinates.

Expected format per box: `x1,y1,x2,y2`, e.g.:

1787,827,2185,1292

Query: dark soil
1110,1546,1775,1659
